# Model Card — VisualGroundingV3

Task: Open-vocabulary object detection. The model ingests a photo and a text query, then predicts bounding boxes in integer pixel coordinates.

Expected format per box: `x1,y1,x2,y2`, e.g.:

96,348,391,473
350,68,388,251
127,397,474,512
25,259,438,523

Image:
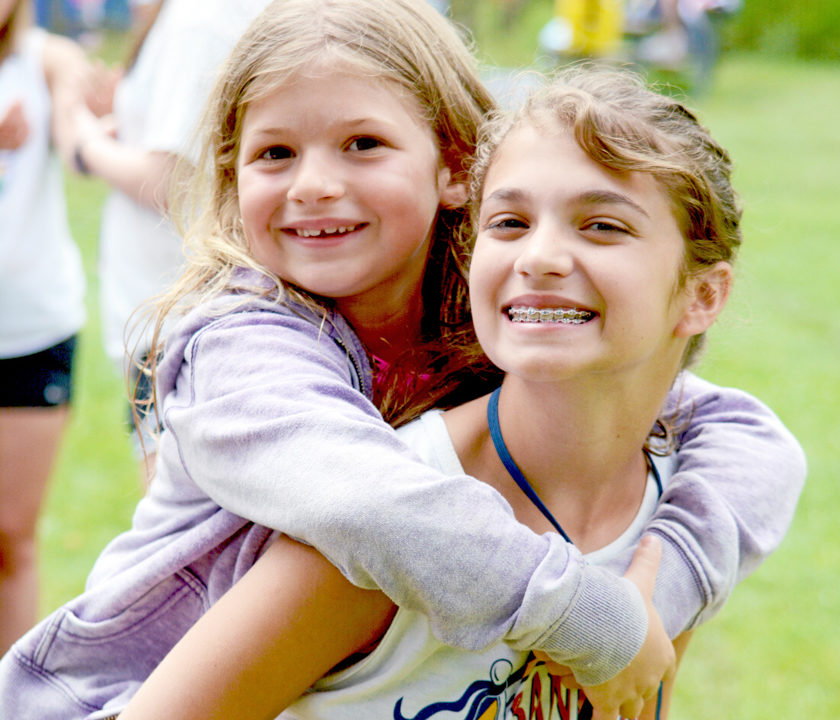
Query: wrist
73,140,91,176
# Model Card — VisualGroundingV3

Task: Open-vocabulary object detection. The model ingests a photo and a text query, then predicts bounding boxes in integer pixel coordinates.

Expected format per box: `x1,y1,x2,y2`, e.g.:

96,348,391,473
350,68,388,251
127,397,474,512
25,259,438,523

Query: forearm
41,32,91,104
75,135,177,212
649,372,806,635
41,32,100,162
118,539,396,720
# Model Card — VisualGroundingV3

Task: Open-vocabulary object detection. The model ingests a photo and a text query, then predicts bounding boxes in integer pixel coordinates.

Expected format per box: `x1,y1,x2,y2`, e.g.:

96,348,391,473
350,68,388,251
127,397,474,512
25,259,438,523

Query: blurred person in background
538,0,626,61
625,0,743,90
67,0,271,482
0,0,96,652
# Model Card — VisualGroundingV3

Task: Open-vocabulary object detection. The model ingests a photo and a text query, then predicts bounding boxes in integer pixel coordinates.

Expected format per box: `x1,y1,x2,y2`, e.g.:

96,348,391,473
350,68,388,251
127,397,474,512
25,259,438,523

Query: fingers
548,537,671,720
617,696,645,720
591,705,620,720
533,652,580,689
623,534,662,600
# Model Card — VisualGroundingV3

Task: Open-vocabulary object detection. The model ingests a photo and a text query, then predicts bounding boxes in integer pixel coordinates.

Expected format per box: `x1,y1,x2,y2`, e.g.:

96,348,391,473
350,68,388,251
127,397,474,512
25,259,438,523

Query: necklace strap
488,386,665,720
487,388,573,543
486,387,663,545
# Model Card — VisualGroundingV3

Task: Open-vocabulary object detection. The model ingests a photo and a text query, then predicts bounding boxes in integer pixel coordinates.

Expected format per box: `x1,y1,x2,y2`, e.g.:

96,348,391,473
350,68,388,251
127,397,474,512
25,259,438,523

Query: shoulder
157,277,370,400
6,27,45,69
397,410,464,476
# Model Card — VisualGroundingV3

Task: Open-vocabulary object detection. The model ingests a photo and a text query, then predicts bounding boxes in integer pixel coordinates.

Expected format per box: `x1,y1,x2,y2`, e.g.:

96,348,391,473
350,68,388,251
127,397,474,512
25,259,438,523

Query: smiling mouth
293,224,362,238
507,306,596,324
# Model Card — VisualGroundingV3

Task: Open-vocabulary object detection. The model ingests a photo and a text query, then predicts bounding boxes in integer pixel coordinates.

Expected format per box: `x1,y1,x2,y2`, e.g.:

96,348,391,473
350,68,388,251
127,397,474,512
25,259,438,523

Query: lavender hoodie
0,272,805,718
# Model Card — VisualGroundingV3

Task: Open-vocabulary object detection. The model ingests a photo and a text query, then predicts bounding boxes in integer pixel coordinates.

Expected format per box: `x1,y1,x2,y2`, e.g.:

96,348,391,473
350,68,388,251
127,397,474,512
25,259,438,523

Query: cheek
238,179,279,236
236,173,257,224
467,244,502,328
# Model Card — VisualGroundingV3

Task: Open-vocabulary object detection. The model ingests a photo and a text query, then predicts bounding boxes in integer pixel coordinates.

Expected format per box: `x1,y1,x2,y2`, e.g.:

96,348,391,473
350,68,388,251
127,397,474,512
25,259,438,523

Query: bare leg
0,405,70,653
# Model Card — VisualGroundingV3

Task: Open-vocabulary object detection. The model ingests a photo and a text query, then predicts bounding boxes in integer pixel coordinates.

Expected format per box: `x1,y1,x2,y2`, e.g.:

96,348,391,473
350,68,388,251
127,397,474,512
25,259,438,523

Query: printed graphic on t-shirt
393,653,612,720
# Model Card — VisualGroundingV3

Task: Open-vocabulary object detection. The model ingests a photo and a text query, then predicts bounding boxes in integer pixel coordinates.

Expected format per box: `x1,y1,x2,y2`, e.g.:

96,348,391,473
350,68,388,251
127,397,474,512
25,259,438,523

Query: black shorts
0,336,77,408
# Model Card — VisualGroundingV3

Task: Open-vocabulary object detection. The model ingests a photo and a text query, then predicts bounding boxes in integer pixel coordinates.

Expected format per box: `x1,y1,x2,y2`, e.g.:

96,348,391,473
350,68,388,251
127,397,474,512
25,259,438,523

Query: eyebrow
576,190,650,218
483,187,650,218
483,187,529,204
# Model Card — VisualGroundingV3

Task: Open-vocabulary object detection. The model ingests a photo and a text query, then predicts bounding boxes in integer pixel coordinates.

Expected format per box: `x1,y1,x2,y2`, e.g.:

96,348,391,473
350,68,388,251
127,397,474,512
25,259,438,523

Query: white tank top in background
0,28,85,358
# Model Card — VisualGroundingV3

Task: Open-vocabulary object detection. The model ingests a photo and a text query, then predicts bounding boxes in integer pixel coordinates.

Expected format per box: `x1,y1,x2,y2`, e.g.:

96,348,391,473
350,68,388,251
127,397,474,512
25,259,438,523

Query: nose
513,221,575,279
287,149,345,204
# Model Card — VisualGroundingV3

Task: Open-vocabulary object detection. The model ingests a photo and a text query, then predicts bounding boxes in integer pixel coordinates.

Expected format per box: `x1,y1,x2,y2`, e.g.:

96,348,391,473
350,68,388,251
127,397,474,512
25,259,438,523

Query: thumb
623,535,662,601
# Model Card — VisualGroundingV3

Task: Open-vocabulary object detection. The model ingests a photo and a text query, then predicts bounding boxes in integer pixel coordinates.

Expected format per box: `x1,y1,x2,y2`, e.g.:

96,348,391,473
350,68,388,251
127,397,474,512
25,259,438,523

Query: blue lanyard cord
486,387,572,542
486,386,665,719
656,682,663,720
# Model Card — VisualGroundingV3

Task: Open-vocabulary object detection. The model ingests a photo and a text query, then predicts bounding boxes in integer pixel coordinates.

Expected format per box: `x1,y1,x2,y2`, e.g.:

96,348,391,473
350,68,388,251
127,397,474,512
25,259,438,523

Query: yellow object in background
552,0,624,56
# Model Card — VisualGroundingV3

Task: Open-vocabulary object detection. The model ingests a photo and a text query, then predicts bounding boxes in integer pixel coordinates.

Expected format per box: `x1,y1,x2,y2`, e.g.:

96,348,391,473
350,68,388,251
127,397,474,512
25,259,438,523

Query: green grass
38,174,143,614
666,55,840,716
40,50,838,718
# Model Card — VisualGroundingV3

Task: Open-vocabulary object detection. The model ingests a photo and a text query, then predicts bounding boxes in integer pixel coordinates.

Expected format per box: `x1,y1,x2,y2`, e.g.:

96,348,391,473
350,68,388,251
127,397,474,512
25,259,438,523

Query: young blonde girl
0,2,804,718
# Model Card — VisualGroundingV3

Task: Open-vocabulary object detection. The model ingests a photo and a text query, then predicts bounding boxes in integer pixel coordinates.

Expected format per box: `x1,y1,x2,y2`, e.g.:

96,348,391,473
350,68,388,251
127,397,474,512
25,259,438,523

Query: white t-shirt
98,0,270,366
0,28,85,358
281,409,676,720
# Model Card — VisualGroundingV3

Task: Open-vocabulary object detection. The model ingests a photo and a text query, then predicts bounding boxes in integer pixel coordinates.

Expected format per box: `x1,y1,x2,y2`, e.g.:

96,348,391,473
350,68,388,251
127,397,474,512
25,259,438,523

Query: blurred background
32,0,839,716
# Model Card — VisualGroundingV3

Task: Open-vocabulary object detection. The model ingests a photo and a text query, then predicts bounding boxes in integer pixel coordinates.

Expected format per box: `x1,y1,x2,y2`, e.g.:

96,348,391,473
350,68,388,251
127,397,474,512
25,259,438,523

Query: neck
336,282,426,365
497,375,654,486
445,369,675,553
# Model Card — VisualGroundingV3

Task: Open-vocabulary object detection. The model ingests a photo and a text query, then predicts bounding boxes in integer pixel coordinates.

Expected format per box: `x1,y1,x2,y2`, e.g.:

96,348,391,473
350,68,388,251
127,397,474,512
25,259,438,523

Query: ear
674,261,733,338
437,167,469,209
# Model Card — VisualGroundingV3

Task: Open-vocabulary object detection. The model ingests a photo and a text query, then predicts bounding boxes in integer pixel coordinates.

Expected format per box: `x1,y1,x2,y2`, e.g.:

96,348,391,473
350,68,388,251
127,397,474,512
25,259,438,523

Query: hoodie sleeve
647,371,806,637
161,307,803,682
160,307,646,685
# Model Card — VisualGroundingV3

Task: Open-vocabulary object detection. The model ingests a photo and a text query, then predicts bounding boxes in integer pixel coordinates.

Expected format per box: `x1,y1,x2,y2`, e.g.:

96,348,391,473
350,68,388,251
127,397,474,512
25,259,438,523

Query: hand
61,104,117,174
538,536,675,719
588,536,675,719
0,100,29,150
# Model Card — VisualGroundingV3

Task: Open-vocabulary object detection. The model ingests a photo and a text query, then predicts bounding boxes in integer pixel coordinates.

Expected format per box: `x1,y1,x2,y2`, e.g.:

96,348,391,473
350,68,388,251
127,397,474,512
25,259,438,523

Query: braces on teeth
508,306,594,324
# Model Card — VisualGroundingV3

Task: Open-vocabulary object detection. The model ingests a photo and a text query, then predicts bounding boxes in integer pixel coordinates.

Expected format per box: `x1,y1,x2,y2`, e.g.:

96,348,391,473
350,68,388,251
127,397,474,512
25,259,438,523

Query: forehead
244,64,427,129
483,124,675,216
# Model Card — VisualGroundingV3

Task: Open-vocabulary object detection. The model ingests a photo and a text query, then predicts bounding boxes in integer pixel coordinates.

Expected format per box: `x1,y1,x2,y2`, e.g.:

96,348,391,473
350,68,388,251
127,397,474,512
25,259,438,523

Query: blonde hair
471,63,742,369
138,0,497,428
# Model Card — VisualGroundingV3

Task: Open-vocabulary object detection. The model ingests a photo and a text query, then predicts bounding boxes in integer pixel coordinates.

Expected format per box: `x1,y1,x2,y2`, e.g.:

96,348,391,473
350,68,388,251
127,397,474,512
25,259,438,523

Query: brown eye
260,146,293,161
586,221,626,233
348,137,383,152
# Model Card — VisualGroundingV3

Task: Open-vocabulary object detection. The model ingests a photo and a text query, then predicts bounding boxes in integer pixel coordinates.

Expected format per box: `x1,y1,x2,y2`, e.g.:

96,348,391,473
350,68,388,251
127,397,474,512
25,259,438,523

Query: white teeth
508,306,595,324
295,225,357,238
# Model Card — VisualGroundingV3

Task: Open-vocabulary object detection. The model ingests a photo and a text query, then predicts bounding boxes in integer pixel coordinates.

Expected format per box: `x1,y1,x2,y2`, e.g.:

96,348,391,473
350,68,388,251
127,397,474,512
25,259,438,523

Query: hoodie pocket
21,569,207,714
